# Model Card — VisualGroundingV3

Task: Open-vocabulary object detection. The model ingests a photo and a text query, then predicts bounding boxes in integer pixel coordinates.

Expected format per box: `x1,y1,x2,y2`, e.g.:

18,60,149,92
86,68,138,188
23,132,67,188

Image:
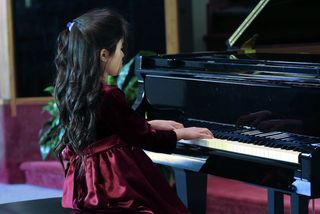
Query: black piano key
255,131,282,137
281,137,298,142
301,137,320,144
186,119,320,154
241,130,263,135
267,133,292,140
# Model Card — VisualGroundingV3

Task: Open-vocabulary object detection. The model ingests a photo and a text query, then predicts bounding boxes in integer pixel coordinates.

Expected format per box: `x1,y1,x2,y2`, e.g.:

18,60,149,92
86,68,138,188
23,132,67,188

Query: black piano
133,0,320,214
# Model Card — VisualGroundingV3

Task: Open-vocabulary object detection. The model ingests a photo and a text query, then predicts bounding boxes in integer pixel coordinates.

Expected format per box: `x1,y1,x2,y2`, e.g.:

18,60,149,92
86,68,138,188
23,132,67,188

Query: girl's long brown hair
54,9,127,158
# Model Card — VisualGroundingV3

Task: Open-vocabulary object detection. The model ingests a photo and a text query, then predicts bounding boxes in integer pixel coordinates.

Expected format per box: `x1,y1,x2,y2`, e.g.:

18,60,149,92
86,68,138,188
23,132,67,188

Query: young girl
54,8,213,213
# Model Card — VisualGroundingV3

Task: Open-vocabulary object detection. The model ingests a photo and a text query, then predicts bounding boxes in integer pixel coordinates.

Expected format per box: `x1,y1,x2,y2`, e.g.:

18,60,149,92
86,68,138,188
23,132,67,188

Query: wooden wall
164,0,180,54
0,0,14,102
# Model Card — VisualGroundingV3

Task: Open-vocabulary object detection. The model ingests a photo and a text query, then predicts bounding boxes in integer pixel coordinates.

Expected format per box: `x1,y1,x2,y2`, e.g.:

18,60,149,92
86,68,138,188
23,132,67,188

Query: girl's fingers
200,128,214,138
173,123,184,129
170,121,184,129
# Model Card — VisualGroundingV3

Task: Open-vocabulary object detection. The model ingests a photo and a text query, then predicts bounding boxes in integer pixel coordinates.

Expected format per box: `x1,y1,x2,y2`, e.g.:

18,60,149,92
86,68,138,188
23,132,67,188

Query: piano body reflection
133,0,320,213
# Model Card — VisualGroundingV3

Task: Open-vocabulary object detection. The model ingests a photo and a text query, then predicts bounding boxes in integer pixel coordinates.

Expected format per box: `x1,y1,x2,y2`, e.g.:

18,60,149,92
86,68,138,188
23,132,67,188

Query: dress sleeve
99,86,177,153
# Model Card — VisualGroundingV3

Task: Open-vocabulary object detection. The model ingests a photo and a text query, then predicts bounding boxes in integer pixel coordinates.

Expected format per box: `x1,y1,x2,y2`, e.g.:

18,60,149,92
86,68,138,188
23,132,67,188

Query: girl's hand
174,127,214,141
148,120,184,131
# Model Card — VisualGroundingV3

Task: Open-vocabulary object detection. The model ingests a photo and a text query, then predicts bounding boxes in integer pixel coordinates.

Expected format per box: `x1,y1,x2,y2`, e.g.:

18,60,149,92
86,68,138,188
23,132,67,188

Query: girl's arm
100,87,212,152
174,127,213,141
147,120,184,131
148,120,213,140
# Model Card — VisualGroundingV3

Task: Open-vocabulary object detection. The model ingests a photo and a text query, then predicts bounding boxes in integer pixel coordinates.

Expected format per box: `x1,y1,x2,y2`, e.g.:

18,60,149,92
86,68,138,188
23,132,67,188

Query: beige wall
192,0,208,52
164,0,180,54
0,0,13,101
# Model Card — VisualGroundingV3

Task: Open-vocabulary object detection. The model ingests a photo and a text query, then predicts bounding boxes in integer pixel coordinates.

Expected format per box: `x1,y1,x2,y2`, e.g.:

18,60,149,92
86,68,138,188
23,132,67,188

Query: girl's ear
100,49,109,62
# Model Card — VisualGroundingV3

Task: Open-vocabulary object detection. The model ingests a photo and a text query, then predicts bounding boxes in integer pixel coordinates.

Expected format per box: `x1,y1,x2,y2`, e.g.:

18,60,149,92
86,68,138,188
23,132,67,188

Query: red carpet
207,175,320,214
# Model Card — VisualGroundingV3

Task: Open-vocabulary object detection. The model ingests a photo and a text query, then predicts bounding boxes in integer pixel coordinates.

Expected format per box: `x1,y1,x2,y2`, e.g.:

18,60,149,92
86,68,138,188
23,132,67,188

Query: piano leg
174,168,207,214
268,190,310,214
290,193,309,214
268,189,284,214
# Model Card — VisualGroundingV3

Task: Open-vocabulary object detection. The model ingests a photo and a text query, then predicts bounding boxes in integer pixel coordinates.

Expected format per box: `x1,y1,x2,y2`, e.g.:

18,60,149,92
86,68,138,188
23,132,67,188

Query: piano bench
0,198,78,214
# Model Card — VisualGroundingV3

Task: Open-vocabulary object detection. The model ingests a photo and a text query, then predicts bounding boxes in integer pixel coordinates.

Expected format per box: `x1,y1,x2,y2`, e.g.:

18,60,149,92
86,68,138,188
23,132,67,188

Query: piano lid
227,0,320,50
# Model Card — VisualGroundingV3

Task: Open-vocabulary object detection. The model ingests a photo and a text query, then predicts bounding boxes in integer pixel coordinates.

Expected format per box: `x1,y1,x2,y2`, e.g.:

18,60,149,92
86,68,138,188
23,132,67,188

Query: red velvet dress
61,85,190,214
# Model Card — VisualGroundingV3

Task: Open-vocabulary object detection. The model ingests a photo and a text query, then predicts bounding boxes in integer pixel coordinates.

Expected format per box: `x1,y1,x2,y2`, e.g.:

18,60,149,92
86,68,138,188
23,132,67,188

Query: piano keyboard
179,119,320,165
179,138,300,164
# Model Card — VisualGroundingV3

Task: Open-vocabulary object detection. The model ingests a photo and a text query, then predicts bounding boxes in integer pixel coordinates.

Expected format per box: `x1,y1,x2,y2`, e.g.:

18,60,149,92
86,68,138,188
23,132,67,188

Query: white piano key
179,138,300,164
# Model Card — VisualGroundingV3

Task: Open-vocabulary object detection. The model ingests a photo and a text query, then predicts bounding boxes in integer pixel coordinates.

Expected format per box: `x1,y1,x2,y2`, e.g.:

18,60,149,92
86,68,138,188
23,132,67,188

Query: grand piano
133,0,320,213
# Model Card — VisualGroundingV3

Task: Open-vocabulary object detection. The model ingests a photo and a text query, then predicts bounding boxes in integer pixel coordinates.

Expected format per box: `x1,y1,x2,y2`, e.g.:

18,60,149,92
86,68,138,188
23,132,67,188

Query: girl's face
103,39,124,77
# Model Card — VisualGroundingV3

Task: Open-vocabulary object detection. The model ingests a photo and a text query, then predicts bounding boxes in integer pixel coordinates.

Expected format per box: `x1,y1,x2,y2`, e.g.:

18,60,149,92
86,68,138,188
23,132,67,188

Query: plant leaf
44,86,54,96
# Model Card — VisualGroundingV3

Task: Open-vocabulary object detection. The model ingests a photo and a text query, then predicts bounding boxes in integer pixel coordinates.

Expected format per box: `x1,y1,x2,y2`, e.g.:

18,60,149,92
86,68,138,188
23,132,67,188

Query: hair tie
67,21,75,31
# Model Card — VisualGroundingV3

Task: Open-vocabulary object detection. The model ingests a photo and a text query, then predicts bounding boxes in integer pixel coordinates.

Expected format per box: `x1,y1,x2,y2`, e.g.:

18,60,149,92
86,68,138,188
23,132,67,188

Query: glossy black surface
134,52,320,197
139,53,320,138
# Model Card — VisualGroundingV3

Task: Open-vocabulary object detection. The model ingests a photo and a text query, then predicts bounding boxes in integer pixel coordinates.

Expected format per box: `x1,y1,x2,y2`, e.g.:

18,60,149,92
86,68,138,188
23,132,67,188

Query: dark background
13,0,166,97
